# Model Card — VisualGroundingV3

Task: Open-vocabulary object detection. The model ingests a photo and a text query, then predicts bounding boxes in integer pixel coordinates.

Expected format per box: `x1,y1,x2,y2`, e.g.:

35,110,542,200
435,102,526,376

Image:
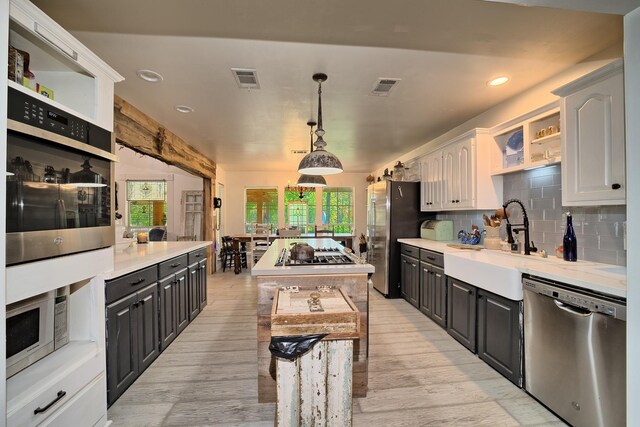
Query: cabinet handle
34,23,78,60
170,262,181,268
411,263,416,267
467,289,473,295
131,278,146,285
612,183,621,190
34,390,66,414
436,274,441,278
455,200,460,203
195,253,201,257
451,200,455,203
427,256,436,261
133,302,139,307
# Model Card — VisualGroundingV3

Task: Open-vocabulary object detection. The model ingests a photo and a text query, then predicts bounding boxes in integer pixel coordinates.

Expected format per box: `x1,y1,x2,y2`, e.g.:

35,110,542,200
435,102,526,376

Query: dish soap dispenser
563,212,577,262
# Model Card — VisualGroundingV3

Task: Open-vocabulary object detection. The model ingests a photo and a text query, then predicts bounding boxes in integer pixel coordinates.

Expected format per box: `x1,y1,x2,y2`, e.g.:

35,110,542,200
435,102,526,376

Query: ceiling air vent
291,149,308,155
231,68,260,89
371,78,401,96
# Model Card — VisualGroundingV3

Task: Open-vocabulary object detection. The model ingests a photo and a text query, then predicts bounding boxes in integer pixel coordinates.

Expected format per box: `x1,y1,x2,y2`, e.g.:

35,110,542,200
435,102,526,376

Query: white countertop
398,238,626,299
107,241,213,279
251,238,375,276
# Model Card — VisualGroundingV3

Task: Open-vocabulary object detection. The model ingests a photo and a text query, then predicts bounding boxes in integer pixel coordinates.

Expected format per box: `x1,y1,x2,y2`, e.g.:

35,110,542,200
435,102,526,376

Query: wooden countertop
107,241,213,279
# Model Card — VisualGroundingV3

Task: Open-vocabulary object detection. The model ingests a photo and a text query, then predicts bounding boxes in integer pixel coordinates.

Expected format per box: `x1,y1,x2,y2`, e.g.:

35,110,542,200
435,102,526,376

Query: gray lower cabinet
477,289,522,386
400,253,419,308
188,262,201,320
421,262,446,328
176,268,190,334
159,268,187,351
106,281,159,406
198,259,208,310
447,277,476,352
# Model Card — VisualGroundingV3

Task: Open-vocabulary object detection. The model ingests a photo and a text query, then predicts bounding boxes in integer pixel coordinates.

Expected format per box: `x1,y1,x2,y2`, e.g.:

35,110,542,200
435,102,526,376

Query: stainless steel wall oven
6,87,117,265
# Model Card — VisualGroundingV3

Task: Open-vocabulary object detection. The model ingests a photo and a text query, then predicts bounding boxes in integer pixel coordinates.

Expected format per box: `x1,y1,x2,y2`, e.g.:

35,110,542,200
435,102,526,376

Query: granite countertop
251,237,375,276
398,238,626,299
107,241,213,279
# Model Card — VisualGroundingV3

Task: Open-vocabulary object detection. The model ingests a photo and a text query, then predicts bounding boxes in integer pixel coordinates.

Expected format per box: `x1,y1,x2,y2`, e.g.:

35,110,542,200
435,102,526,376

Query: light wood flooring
107,270,564,426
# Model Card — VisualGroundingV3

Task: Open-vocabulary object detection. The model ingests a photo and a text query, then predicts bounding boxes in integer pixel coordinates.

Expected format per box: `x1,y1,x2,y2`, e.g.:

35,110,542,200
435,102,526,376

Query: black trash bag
269,334,328,360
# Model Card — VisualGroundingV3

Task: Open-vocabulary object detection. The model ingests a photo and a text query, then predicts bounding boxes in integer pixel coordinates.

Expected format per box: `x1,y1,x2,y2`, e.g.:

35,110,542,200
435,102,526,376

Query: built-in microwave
6,87,118,265
6,287,70,378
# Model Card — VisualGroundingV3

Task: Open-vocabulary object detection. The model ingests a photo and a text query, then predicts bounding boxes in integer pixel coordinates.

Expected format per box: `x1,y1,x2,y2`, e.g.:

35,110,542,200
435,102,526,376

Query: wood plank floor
107,270,564,426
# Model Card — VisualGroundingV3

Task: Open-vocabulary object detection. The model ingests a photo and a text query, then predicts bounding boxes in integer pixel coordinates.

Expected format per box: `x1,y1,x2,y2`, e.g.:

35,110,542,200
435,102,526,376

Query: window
245,188,278,231
126,180,167,234
285,189,316,231
321,187,353,233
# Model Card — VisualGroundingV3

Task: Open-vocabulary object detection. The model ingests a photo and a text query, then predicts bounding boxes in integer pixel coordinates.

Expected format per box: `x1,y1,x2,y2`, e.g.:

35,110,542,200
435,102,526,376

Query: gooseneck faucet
502,199,537,255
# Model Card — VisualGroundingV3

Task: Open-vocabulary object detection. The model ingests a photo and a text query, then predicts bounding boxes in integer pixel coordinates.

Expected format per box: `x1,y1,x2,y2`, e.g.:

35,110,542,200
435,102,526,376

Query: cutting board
446,243,483,251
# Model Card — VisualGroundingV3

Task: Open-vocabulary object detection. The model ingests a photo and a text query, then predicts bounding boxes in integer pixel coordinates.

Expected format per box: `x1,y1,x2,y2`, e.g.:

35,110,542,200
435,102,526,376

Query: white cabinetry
420,129,502,212
553,60,625,206
8,0,123,130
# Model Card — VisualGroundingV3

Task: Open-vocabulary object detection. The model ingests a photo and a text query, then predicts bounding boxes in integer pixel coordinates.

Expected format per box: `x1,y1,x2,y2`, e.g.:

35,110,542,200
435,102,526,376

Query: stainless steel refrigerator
366,181,433,298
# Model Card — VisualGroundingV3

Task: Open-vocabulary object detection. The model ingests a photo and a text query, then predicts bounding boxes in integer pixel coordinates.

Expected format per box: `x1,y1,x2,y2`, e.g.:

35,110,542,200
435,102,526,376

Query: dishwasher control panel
523,277,626,320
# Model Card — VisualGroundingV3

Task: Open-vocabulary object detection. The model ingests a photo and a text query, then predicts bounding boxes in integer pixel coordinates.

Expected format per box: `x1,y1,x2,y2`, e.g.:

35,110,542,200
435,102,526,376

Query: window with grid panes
321,187,353,233
126,180,167,234
245,188,278,232
285,189,316,231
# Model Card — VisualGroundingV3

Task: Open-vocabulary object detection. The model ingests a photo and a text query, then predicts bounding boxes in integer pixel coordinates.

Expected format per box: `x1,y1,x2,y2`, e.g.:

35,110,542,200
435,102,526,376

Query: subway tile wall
437,164,627,266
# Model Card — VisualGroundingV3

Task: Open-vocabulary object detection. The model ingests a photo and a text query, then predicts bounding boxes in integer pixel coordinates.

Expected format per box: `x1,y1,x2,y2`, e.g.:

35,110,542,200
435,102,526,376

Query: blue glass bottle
563,212,577,262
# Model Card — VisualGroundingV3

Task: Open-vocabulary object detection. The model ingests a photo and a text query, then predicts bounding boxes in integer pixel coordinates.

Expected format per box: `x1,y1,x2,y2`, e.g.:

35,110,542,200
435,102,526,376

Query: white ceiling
32,0,625,173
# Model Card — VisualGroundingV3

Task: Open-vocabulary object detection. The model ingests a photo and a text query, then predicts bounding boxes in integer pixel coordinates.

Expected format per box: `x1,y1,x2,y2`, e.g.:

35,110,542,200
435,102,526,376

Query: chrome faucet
502,199,537,255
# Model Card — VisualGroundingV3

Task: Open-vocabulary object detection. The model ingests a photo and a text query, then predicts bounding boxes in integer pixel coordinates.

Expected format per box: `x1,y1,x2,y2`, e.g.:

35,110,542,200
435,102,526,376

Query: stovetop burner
274,247,356,267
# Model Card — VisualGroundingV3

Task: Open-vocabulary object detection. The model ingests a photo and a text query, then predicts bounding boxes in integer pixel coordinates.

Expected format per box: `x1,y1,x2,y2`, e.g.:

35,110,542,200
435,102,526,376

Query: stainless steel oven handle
553,299,592,317
56,199,66,229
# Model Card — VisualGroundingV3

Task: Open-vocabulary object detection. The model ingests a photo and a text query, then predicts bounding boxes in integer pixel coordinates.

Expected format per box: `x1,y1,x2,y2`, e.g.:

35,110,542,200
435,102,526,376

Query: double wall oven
6,86,117,265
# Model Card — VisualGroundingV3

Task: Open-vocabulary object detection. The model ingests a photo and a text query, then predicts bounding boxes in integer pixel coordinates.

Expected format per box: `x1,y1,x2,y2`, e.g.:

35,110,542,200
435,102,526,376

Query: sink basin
444,250,530,300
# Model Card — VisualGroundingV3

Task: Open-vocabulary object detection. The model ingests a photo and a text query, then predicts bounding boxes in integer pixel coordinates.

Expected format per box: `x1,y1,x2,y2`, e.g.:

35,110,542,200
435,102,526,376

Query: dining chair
149,227,167,241
251,223,272,265
314,225,335,237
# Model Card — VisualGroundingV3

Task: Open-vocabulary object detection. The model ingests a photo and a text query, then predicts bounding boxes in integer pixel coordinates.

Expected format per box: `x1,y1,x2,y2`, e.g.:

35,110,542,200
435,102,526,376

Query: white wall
223,170,369,241
373,45,623,177
114,144,204,240
624,7,640,425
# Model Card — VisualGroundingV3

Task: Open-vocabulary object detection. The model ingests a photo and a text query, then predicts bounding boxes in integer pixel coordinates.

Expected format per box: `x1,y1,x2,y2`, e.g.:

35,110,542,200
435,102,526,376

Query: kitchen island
252,238,375,403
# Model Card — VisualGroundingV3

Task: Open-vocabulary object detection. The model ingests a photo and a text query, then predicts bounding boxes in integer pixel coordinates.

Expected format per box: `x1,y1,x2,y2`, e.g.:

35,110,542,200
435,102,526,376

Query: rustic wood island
252,238,374,403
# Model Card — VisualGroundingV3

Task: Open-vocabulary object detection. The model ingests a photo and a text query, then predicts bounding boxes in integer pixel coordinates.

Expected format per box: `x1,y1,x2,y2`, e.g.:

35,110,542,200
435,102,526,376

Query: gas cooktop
274,247,356,267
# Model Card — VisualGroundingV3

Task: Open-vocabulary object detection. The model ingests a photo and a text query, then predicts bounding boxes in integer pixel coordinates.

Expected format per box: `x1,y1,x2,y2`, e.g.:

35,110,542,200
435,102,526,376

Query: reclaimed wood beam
114,95,216,178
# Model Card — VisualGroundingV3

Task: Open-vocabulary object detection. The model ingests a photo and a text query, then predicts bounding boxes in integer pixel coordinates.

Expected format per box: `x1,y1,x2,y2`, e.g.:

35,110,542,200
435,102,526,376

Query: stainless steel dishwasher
523,275,626,427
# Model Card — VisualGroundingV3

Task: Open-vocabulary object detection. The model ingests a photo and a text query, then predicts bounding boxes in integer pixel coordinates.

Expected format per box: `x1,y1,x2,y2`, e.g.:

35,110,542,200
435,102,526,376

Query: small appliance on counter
420,220,453,241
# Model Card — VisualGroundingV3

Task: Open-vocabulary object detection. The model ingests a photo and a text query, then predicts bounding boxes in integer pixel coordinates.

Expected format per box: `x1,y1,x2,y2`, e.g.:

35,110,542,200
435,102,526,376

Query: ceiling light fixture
488,76,509,86
297,121,327,187
175,105,194,113
136,69,163,83
298,73,343,175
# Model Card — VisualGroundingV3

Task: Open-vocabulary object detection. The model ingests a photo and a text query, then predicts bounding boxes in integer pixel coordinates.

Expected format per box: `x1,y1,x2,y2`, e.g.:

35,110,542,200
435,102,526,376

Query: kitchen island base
257,273,369,403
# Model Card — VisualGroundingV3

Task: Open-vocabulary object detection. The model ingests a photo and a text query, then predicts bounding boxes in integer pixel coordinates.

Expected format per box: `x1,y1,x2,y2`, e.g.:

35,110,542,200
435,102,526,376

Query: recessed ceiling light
488,76,509,86
175,105,194,113
136,69,163,83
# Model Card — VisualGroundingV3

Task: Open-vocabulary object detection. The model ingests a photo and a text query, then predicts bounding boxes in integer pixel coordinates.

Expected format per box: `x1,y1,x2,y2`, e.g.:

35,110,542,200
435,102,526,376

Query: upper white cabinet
421,129,502,212
9,0,123,130
553,60,625,206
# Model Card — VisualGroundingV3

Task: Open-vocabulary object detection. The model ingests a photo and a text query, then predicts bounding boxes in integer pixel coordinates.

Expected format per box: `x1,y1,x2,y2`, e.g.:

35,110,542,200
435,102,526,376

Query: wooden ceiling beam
114,95,216,179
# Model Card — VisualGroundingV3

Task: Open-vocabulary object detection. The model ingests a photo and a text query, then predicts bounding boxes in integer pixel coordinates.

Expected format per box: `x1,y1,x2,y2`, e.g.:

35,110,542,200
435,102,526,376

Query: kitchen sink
444,250,548,300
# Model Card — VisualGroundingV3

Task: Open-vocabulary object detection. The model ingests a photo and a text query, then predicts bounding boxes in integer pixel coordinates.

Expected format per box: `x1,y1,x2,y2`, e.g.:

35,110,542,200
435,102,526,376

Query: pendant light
297,73,343,175
297,120,327,187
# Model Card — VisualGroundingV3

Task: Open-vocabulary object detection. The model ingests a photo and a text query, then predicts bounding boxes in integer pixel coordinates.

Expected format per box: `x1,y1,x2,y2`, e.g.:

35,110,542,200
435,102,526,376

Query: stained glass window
127,180,167,231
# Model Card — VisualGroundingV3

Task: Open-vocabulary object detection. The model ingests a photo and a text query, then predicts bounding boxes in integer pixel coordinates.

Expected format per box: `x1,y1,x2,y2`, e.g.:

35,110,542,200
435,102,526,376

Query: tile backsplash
437,165,627,266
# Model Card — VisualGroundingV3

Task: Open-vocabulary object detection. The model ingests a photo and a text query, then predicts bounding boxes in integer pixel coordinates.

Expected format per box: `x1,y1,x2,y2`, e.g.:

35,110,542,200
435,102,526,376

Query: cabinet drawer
420,249,444,268
41,373,106,427
106,266,158,304
400,244,419,258
7,346,103,426
159,254,188,278
188,247,207,264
